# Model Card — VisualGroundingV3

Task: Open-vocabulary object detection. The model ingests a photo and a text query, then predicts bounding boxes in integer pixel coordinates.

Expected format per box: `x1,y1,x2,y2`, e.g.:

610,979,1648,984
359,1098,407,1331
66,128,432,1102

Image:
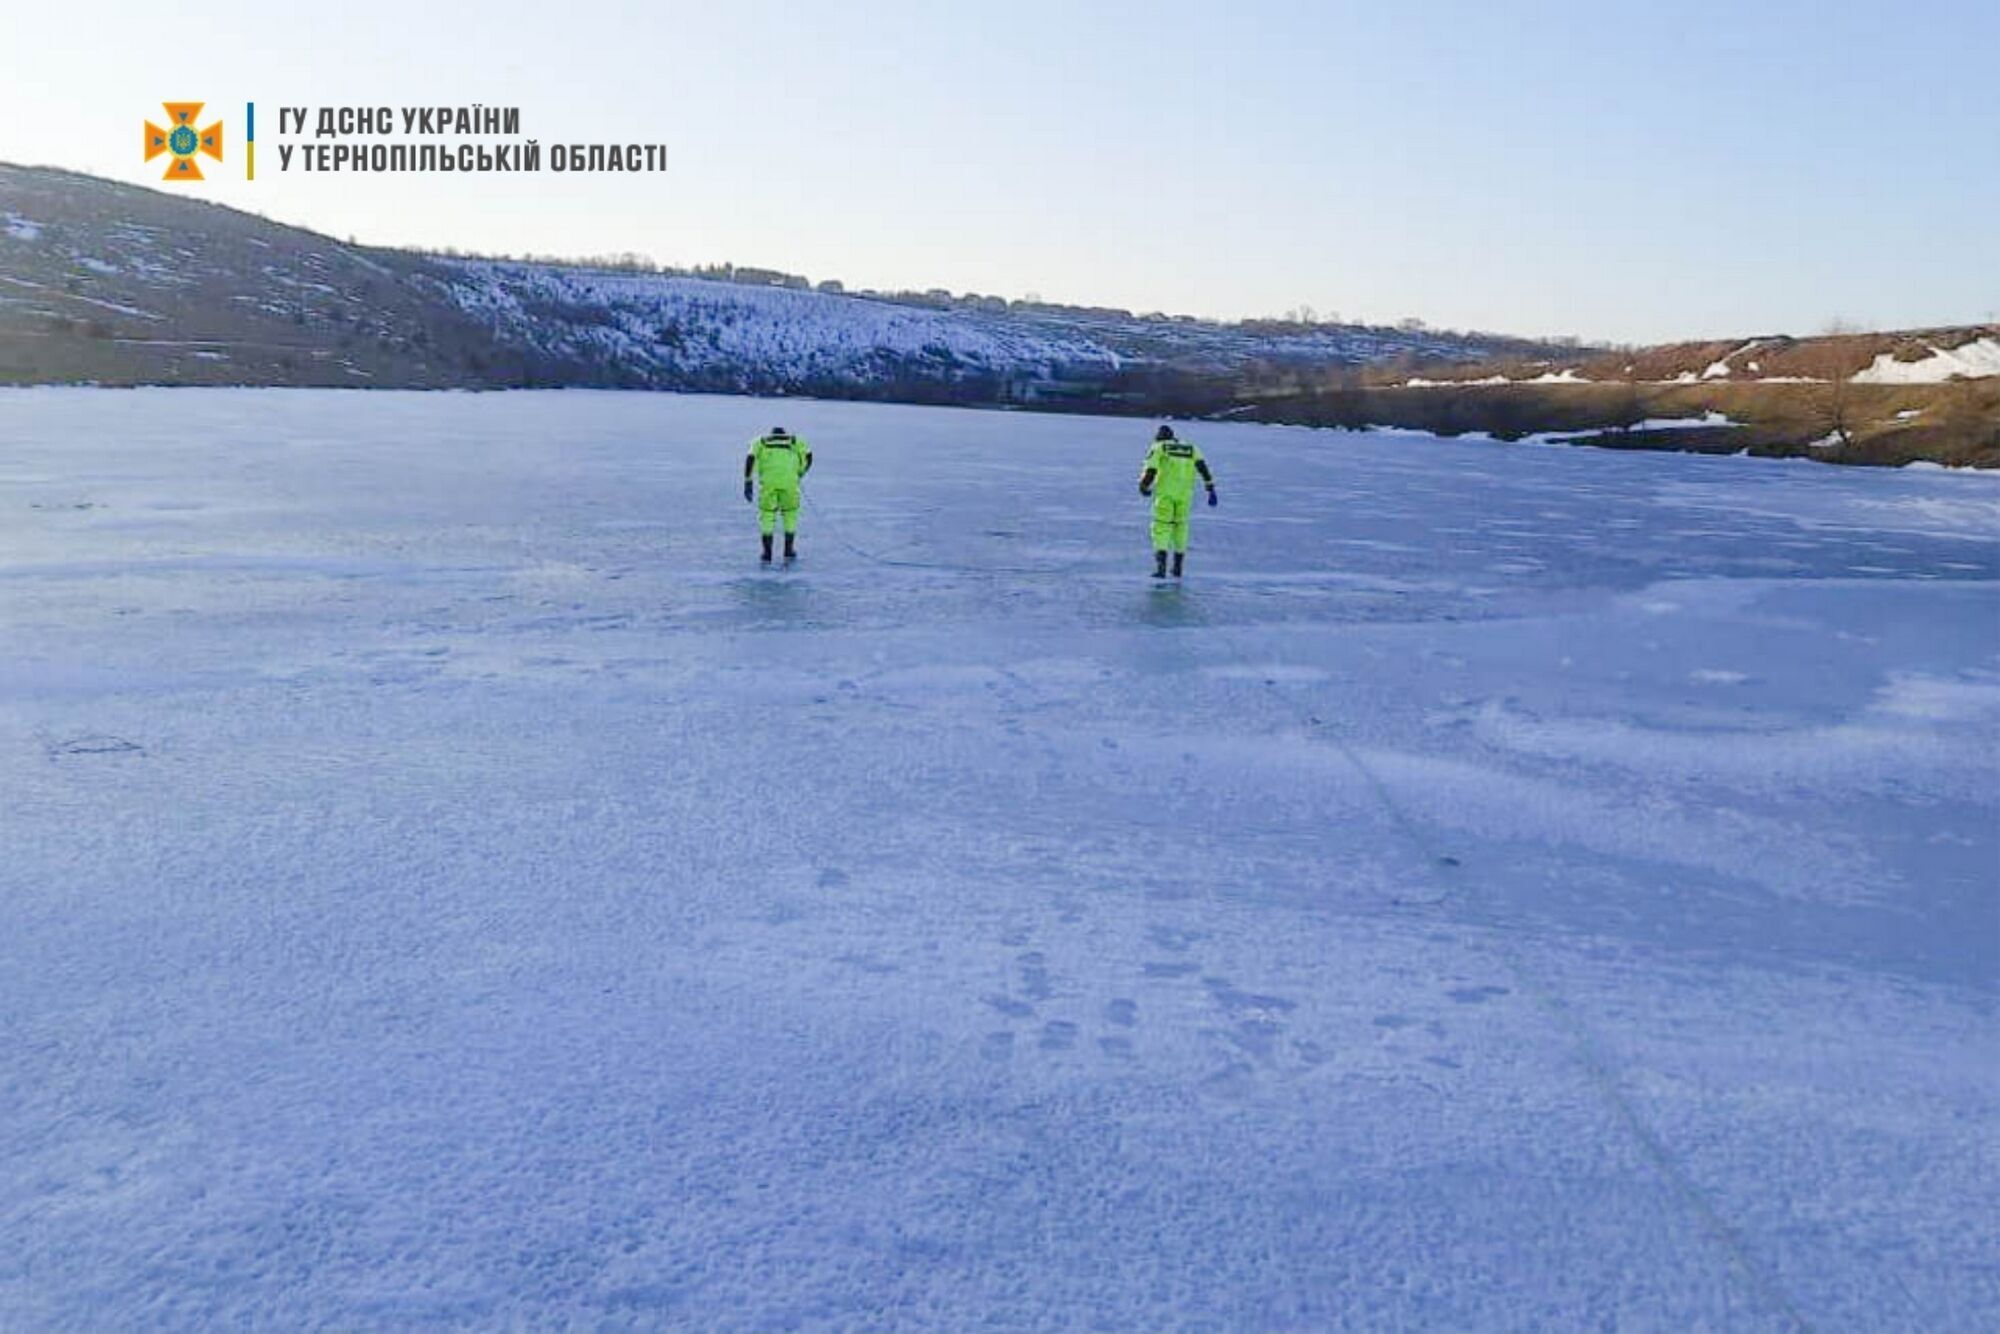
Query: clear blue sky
7,0,1996,342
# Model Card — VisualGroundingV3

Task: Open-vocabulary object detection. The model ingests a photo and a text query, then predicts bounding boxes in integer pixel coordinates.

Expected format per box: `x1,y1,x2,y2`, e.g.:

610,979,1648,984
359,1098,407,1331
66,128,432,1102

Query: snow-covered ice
1,389,1995,1331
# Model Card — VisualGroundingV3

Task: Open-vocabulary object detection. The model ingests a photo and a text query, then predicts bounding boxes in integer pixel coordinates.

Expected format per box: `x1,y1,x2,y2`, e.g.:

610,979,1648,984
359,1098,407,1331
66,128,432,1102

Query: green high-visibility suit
745,431,812,536
1138,436,1214,553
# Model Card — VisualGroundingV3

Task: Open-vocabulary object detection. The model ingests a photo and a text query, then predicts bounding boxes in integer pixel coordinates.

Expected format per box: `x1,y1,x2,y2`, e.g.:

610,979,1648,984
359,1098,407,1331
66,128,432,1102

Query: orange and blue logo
144,102,222,181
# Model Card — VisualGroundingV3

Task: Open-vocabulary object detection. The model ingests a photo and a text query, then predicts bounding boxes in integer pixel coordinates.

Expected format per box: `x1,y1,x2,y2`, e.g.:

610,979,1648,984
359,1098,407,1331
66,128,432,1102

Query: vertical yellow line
247,141,255,181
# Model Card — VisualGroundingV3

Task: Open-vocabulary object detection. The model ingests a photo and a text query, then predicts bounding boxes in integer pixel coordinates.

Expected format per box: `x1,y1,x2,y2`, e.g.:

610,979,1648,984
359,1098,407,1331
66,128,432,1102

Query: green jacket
1139,438,1213,501
746,433,812,487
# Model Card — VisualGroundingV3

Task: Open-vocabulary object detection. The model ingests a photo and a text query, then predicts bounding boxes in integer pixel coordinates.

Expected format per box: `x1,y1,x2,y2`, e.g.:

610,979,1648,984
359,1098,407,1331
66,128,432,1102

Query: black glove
1139,483,1152,498
743,480,754,503
1207,487,1218,508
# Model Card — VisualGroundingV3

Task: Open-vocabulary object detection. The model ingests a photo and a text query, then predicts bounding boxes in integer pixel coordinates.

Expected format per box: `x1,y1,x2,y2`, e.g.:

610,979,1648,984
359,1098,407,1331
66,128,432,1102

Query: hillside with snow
435,260,1124,396
431,258,1533,400
1260,326,2000,468
0,165,506,388
1389,327,2000,390
0,164,1537,403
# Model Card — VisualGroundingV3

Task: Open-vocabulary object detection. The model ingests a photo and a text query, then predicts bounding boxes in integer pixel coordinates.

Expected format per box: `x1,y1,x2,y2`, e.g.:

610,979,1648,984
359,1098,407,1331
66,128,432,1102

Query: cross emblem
144,102,223,181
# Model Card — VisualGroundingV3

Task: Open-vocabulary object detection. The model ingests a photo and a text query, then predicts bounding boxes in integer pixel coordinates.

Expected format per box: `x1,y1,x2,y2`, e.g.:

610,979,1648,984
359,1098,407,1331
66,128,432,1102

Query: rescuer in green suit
1138,424,1217,578
743,427,812,563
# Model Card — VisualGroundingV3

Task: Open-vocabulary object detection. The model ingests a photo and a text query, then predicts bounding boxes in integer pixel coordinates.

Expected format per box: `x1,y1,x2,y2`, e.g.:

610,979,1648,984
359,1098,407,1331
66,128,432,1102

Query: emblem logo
144,103,223,181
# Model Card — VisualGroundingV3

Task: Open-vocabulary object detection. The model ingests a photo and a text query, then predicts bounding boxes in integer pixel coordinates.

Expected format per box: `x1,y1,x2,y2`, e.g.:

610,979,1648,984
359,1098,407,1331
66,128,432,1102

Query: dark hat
1155,424,1176,441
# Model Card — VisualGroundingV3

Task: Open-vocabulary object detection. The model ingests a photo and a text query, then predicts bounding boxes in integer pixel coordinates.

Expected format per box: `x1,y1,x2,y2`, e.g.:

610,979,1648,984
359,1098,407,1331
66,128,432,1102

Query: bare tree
1822,317,1859,446
1615,352,1645,433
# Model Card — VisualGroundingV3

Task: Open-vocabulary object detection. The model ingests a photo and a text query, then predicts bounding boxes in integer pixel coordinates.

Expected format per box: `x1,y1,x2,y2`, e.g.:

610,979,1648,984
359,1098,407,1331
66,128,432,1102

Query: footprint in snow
1038,1021,1078,1052
1018,952,1052,1001
1228,1018,1285,1061
1200,1061,1257,1099
1146,924,1205,953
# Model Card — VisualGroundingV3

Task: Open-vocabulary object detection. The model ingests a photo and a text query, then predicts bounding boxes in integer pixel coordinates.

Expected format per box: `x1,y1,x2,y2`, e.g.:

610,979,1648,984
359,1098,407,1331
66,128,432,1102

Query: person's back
1138,424,1217,578
1146,437,1204,498
744,427,813,563
751,432,806,488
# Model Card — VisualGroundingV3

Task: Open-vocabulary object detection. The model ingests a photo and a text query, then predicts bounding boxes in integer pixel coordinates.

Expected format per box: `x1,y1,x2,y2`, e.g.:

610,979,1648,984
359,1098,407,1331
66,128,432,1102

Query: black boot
783,532,797,563
1152,550,1168,579
760,533,774,564
1171,551,1185,578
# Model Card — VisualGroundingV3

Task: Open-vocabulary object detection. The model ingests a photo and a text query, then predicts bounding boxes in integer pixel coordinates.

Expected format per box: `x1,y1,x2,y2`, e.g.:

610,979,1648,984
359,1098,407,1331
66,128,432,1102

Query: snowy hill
0,163,1542,401
0,164,507,387
436,260,1126,396
435,257,1533,399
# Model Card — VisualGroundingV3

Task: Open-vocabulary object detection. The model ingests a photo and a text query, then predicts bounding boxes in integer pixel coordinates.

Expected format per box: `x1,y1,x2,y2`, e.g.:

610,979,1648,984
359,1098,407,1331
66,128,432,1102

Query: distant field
1241,378,2000,468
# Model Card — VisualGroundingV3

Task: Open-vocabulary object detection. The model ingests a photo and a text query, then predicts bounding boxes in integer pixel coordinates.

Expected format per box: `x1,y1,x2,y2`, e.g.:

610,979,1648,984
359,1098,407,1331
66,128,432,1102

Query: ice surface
1,389,1995,1331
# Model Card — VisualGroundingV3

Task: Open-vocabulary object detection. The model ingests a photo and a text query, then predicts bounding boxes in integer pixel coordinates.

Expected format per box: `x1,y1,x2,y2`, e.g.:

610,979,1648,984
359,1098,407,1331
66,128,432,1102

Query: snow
438,261,1502,391
441,261,1122,387
66,294,158,320
3,212,42,242
1519,412,1739,446
1632,411,1737,430
1703,339,1768,379
1399,371,1590,389
1852,336,2000,384
2,388,1995,1332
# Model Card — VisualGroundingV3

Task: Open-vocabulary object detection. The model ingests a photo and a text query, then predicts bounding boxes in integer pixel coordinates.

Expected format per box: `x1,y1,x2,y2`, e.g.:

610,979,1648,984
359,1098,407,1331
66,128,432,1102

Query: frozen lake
3,389,1996,1330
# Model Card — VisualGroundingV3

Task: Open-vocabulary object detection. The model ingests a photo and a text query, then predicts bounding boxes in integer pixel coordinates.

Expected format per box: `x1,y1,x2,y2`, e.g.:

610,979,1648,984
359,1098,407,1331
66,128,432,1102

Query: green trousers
1150,492,1191,552
758,483,800,536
